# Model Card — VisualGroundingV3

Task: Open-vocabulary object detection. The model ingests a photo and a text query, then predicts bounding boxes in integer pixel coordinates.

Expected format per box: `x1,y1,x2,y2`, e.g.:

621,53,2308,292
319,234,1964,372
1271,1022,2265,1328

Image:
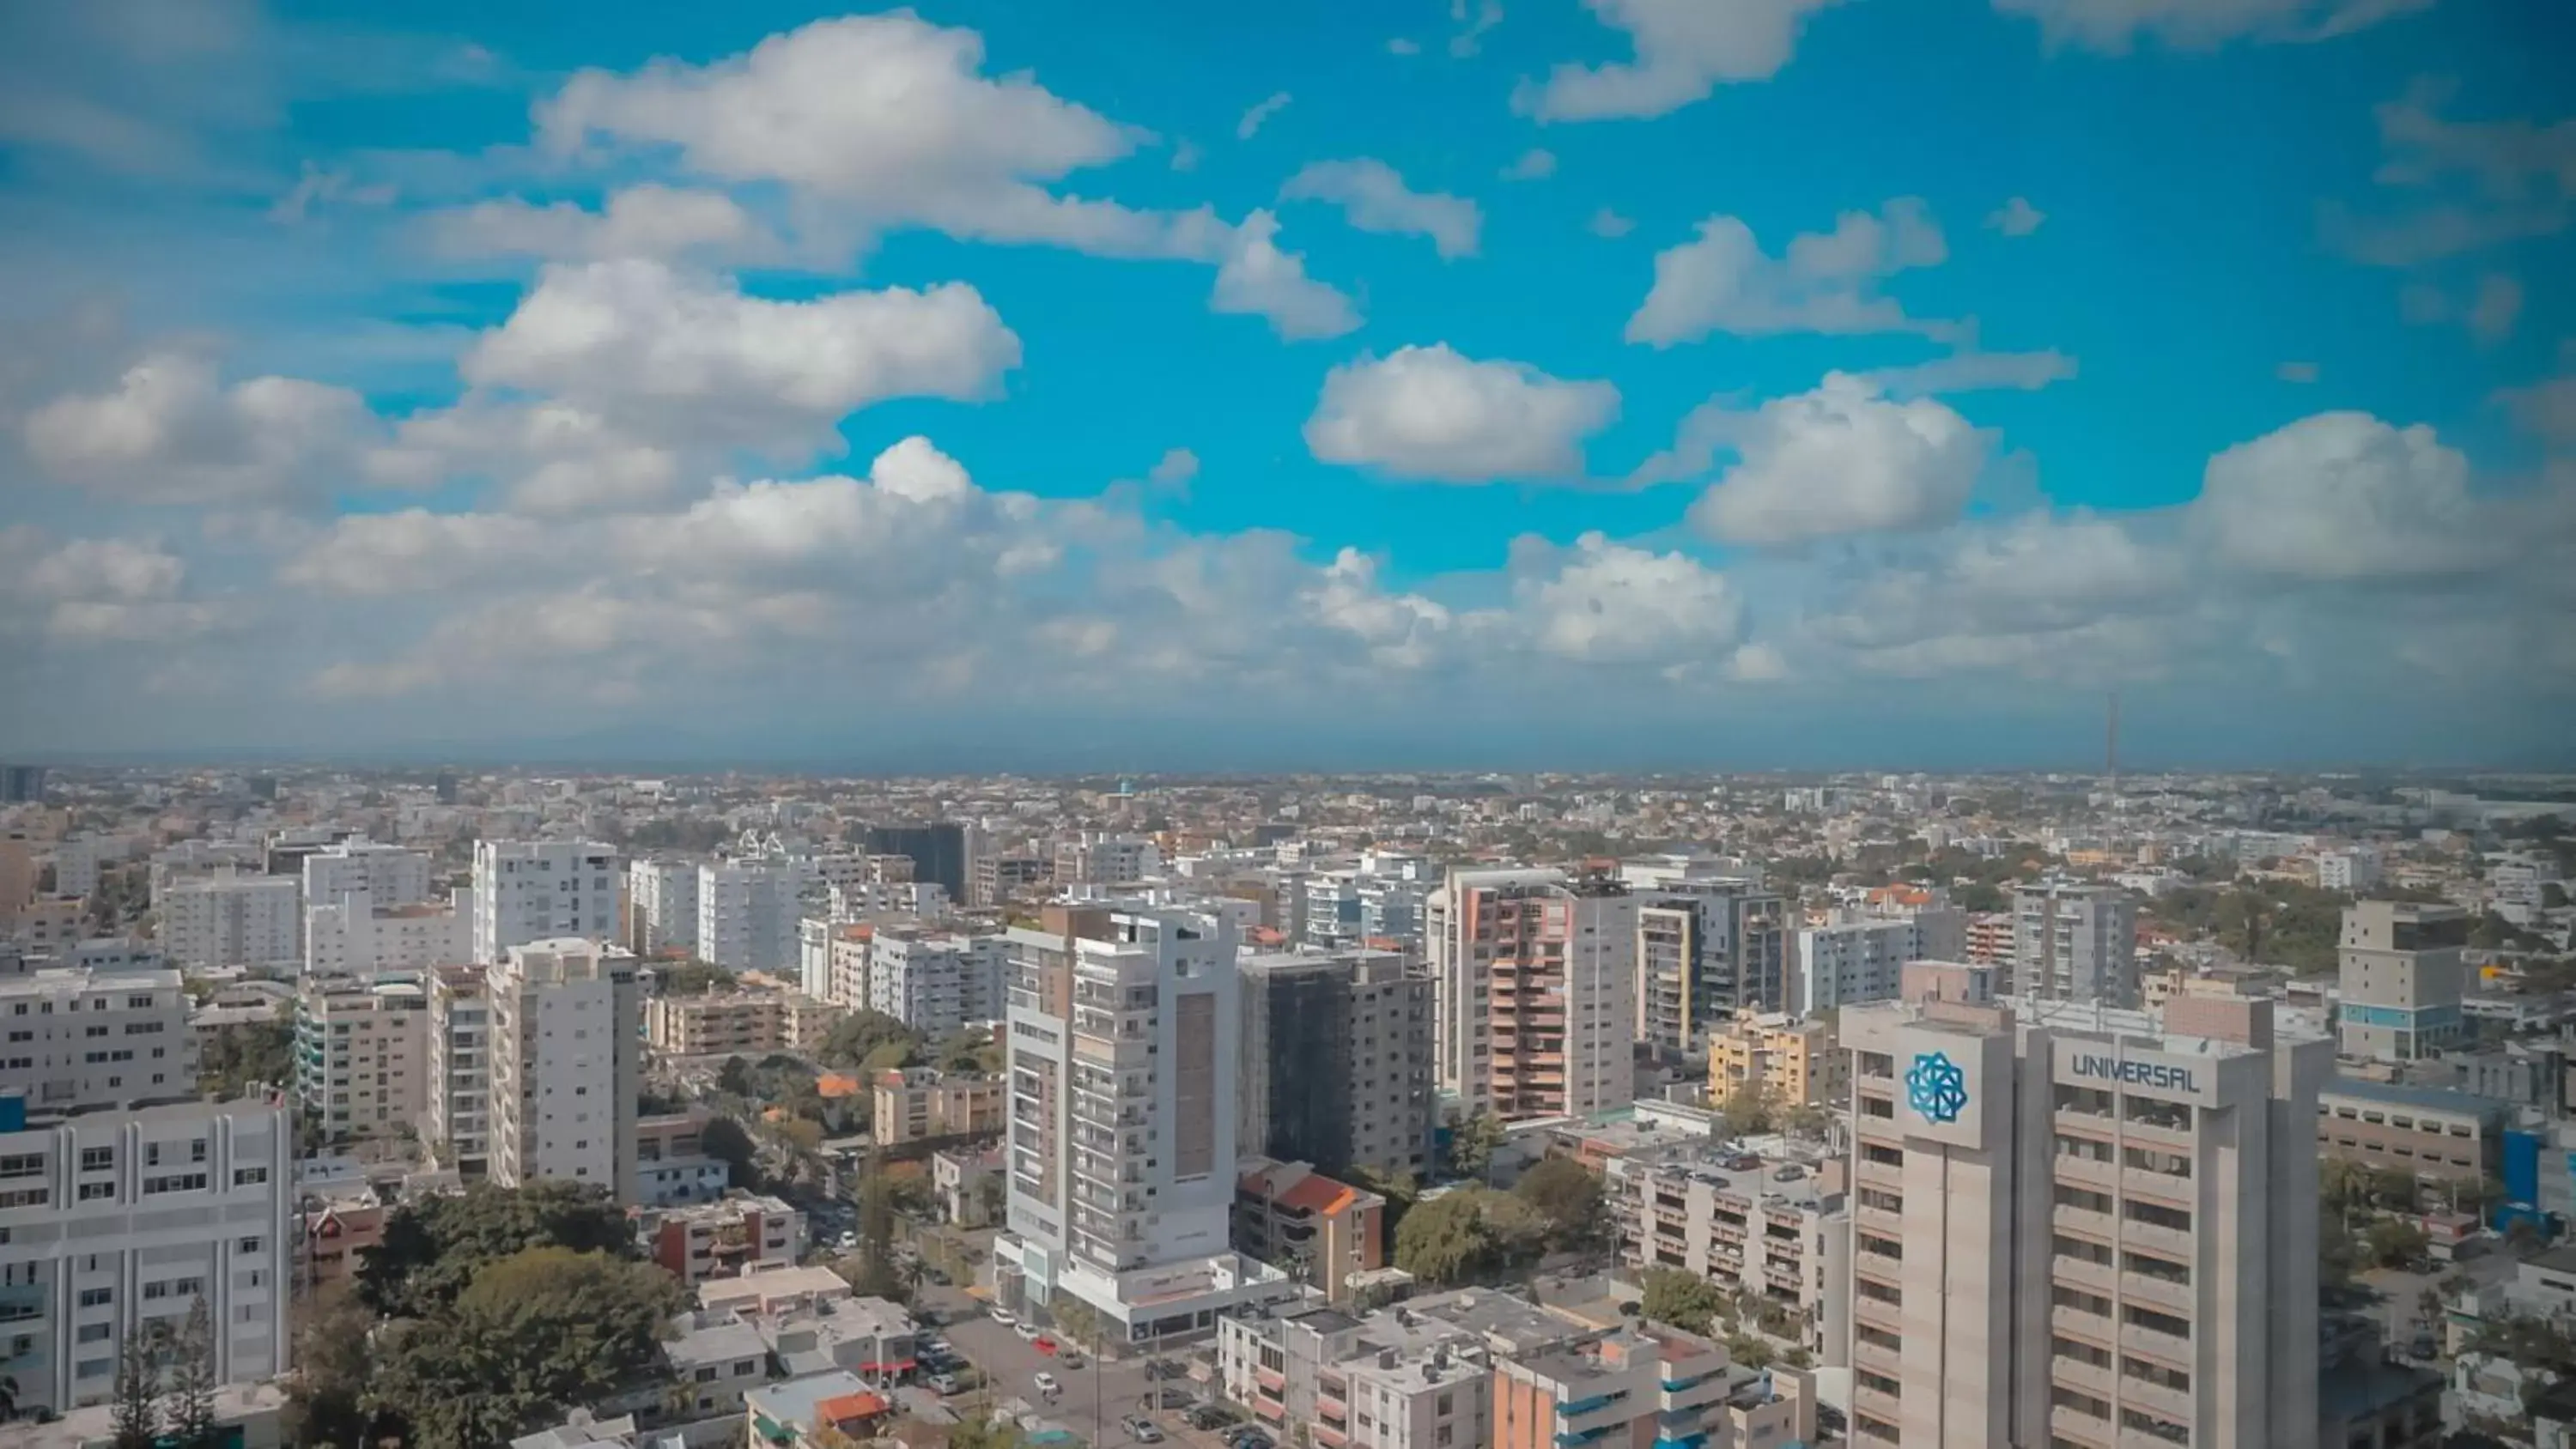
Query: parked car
1184,1407,1235,1431
1033,1372,1061,1396
1015,1321,1042,1341
1148,1388,1193,1410
1121,1416,1165,1443
1142,1359,1185,1380
930,1373,965,1396
920,1337,951,1357
1060,1350,1087,1370
989,1310,1018,1329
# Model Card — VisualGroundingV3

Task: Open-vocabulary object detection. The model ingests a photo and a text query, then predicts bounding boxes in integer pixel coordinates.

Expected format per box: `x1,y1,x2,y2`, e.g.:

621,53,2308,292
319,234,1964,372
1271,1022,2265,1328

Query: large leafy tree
373,1247,686,1449
1442,1112,1503,1182
358,1180,635,1319
816,1010,925,1070
1638,1269,1727,1335
1513,1157,1602,1244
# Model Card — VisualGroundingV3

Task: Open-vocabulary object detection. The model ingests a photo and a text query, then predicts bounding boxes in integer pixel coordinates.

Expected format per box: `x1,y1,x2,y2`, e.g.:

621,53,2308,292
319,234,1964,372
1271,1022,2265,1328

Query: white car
990,1309,1018,1329
1034,1371,1061,1396
1014,1321,1042,1341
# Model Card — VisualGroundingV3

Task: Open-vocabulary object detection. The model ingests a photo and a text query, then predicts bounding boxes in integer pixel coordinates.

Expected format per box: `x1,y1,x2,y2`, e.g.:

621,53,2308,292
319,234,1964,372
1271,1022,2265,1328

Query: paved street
917,1284,1241,1449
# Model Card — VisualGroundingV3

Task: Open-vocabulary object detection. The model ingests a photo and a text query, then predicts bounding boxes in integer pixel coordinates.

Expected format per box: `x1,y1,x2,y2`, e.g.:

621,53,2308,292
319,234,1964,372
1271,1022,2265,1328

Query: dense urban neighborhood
0,765,2571,1448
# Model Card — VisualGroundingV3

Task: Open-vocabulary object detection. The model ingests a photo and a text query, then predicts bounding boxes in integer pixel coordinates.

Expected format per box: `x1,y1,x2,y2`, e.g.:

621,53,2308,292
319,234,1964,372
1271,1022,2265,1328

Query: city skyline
3,1,2572,765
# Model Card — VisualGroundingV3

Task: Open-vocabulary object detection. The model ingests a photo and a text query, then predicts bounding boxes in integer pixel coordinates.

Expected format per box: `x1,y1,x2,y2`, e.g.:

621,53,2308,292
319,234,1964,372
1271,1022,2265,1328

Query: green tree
1638,1269,1726,1335
199,1016,295,1099
816,1010,926,1070
716,1058,754,1098
373,1247,686,1449
850,1172,902,1298
701,1113,762,1191
110,1325,161,1449
161,1295,219,1449
1393,1192,1496,1285
653,961,734,997
1717,1081,1776,1139
947,1419,1024,1449
1443,1112,1503,1182
358,1180,635,1319
1048,1297,1100,1350
1725,1332,1775,1371
2365,1218,2430,1270
1512,1157,1602,1245
282,1283,380,1449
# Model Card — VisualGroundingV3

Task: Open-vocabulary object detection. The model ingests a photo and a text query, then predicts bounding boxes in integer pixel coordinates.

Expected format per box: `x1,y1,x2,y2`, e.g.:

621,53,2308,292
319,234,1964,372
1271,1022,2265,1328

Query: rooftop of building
2320,1075,2512,1121
665,1313,769,1368
0,965,182,996
746,1371,884,1430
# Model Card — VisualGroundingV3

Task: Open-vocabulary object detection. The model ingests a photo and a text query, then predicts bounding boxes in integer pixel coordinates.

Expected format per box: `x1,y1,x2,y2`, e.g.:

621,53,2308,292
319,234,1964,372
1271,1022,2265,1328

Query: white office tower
1425,868,1639,1120
696,858,820,975
0,968,197,1111
1796,908,1966,1016
302,888,472,977
2012,881,2140,1007
471,840,622,965
1838,970,2326,1449
488,938,640,1203
0,1096,292,1417
294,976,428,1142
628,858,701,955
301,840,434,909
158,872,301,972
866,927,1007,1039
993,906,1291,1343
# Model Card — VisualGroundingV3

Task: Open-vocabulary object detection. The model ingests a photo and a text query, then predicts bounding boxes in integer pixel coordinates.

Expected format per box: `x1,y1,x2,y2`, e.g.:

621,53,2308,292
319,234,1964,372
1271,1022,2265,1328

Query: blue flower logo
1906,1051,1967,1124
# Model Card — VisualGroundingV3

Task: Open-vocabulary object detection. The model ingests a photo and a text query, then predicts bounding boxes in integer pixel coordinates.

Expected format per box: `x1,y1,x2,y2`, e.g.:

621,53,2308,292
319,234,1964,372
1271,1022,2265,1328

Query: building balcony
2121,1374,2193,1425
2054,1155,2117,1191
2045,1407,2111,1448
2051,1204,2117,1242
2119,1270,2193,1315
1850,1385,1901,1427
2051,1354,2113,1397
2055,1257,2115,1295
2120,1219,2195,1259
2121,1167,2195,1207
2119,1319,2192,1366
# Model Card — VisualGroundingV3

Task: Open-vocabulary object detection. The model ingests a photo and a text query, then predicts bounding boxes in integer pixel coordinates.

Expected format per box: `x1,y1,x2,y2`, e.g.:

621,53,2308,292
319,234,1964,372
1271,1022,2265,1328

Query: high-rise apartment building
628,858,702,955
295,977,428,1142
0,766,47,803
0,1096,291,1417
1053,834,1160,889
158,872,302,971
973,854,1051,910
993,905,1290,1343
471,840,621,966
301,840,434,909
2336,900,2468,1061
696,858,820,975
866,927,1007,1038
0,967,197,1111
424,964,491,1176
0,833,36,918
1706,1010,1844,1107
864,823,970,903
1795,909,1967,1016
2316,849,2383,893
488,938,641,1202
1631,881,1789,1054
2011,882,2139,1007
1428,868,1637,1122
1838,973,2327,1449
1238,947,1437,1181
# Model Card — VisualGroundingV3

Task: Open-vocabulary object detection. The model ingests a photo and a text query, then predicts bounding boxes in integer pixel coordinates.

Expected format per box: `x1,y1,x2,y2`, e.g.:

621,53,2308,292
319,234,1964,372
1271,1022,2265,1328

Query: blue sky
0,0,2569,769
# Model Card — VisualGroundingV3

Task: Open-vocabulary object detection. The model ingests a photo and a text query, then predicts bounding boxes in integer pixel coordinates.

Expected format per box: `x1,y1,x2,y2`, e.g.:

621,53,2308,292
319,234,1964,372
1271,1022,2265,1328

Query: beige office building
1838,968,2329,1449
2336,900,2468,1061
488,937,641,1202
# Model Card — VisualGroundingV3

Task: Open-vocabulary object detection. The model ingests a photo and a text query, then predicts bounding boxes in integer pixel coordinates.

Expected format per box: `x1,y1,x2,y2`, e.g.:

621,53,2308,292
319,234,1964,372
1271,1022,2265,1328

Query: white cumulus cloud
21,351,372,505
2192,410,2499,582
1626,199,1948,347
1281,158,1482,258
1304,344,1620,482
1516,0,1844,122
1686,373,1989,543
418,184,772,264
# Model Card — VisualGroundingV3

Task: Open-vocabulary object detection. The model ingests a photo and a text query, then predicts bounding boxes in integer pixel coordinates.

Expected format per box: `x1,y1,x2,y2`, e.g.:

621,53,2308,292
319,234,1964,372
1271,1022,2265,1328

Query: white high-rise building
158,872,301,971
2315,850,2383,893
866,928,1007,1038
303,888,472,977
471,840,622,965
301,840,434,910
1838,969,2325,1449
993,906,1291,1343
2011,882,2139,1007
49,834,131,902
0,967,197,1111
488,937,641,1202
1795,909,1966,1016
1426,868,1639,1120
696,858,820,975
0,1097,293,1418
628,858,701,955
1053,834,1161,888
294,977,428,1142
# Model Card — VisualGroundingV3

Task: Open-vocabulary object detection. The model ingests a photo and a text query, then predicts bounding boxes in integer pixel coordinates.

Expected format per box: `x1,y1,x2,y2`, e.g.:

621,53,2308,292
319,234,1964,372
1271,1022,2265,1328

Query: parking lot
921,1293,1253,1449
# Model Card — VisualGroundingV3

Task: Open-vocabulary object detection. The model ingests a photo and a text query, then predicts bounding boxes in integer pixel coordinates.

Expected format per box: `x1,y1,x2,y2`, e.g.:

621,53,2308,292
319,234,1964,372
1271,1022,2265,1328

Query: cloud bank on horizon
0,0,2569,767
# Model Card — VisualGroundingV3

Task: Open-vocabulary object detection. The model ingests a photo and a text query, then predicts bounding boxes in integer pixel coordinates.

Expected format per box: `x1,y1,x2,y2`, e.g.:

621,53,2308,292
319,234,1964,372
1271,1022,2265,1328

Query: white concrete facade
301,841,434,910
696,859,819,975
2011,882,2139,1007
159,873,301,973
302,889,471,977
629,858,701,955
0,1097,293,1418
0,968,197,1112
294,977,428,1142
867,930,1005,1039
488,938,641,1203
471,840,622,967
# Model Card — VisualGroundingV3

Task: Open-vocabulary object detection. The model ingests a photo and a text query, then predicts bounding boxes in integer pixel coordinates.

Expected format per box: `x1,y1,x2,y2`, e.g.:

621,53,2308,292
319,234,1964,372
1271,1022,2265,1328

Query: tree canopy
1442,1111,1503,1182
817,1010,927,1070
1391,1187,1550,1285
1638,1269,1726,1335
357,1180,635,1319
1513,1157,1602,1242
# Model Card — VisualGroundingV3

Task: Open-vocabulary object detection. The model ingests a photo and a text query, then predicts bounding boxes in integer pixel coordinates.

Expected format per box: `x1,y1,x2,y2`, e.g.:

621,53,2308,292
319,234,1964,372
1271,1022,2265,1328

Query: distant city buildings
862,822,969,902
2010,881,2139,1006
159,871,301,972
697,857,819,975
1238,946,1437,1182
